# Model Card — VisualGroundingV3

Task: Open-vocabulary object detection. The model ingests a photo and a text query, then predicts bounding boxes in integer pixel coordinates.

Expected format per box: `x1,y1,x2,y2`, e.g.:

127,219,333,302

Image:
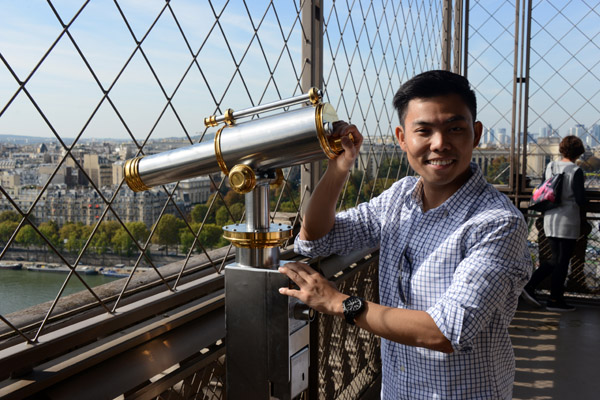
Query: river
0,266,120,315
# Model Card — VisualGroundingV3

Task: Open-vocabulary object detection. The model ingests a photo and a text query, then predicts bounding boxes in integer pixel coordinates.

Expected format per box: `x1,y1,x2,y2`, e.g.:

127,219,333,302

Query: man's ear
473,121,483,147
395,126,407,151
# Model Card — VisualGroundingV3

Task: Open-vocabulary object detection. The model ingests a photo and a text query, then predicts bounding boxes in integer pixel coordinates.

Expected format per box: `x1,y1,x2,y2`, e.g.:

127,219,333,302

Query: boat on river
98,266,152,278
0,262,22,270
26,264,98,275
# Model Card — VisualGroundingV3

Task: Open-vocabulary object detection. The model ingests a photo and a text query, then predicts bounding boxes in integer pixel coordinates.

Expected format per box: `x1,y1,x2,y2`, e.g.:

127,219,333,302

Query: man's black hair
392,70,477,126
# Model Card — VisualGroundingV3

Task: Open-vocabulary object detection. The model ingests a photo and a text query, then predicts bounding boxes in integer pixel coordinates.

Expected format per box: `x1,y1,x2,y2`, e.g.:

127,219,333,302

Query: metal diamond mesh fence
3,0,600,397
467,0,517,185
0,0,444,340
323,0,443,209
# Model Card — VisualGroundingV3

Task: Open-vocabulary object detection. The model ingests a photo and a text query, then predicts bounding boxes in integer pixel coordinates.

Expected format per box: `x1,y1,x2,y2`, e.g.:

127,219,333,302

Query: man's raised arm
300,121,363,241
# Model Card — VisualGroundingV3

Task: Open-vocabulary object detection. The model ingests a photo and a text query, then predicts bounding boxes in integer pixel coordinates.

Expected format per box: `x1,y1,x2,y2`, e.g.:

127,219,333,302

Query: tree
229,203,244,223
87,221,119,261
127,221,150,244
152,214,185,255
203,192,226,224
38,220,61,249
112,227,134,257
179,229,196,254
15,224,41,250
197,223,226,249
215,206,232,226
191,204,209,223
0,210,20,223
110,222,150,258
339,171,364,209
486,156,510,184
223,189,244,206
60,222,91,254
0,220,19,245
363,178,394,199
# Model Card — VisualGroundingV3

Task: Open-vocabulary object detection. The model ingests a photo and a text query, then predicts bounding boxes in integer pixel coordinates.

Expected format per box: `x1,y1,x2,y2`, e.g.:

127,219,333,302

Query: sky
0,0,599,142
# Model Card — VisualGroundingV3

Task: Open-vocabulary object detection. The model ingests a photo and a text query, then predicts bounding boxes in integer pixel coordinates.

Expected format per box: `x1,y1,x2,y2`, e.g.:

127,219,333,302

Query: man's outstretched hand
278,262,348,316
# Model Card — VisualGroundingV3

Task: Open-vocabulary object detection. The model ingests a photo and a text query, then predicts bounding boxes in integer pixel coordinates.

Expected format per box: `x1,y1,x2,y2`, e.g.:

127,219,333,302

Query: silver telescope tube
124,102,341,192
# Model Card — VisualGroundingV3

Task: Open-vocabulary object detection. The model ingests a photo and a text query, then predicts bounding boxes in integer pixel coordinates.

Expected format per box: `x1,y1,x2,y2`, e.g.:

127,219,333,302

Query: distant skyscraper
591,124,600,147
569,124,585,138
498,128,507,146
482,127,494,144
539,123,553,138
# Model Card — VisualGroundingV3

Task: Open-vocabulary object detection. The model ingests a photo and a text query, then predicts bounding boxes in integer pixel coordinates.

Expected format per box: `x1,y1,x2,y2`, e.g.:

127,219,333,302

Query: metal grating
315,257,381,399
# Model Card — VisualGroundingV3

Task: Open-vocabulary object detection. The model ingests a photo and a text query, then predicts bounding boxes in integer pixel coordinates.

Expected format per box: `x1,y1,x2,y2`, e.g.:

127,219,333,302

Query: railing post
453,0,463,74
300,0,324,218
441,0,453,70
301,2,323,399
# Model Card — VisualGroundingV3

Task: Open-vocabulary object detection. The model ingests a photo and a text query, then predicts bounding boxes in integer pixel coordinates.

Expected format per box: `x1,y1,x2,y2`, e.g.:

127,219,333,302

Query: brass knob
270,168,284,189
308,87,322,105
224,108,235,126
330,133,355,155
229,164,256,194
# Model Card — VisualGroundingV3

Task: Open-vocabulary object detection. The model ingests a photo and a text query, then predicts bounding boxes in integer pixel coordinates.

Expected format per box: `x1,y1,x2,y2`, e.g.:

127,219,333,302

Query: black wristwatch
342,296,366,325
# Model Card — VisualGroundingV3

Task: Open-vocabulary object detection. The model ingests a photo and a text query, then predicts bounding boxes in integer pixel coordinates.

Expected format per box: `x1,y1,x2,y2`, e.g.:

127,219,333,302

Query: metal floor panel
511,300,600,400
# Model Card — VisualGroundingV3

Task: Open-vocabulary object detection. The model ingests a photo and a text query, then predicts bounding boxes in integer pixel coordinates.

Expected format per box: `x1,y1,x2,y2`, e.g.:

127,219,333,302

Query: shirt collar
407,163,487,221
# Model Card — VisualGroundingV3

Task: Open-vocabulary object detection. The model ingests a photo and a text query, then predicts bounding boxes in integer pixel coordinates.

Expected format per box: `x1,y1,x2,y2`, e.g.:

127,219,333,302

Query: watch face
345,296,363,312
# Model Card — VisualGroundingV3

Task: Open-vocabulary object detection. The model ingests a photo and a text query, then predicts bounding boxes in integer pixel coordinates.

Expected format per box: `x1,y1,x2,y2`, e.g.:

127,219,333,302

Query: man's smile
426,159,455,166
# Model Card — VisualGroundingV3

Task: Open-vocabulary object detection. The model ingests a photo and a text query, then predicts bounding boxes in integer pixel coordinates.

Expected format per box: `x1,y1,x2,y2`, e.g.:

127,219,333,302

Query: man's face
396,94,482,197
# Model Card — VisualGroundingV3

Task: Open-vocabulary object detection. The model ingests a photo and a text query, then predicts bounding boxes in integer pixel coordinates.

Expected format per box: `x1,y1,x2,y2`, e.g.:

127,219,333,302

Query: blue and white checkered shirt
295,163,532,399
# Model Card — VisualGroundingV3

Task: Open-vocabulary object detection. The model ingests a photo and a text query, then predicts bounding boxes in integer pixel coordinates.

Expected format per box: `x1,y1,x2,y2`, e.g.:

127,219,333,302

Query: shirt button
400,366,405,372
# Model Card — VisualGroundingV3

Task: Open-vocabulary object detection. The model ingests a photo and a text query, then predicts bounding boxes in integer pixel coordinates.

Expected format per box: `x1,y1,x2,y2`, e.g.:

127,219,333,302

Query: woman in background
522,135,586,312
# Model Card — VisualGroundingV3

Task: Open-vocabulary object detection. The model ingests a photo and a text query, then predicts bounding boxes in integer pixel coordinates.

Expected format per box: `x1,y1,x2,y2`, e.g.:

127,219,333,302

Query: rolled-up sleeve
426,213,532,351
294,185,398,257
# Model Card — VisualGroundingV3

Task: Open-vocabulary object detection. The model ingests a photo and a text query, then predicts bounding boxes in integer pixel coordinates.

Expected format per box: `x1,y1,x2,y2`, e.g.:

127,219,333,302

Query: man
278,70,532,399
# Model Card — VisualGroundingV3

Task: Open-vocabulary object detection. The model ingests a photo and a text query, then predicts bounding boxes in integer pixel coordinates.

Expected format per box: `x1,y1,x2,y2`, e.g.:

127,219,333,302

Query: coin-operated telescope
124,88,347,399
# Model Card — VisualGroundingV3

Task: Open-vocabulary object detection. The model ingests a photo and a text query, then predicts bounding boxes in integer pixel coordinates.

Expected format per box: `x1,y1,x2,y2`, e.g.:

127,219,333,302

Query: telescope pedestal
224,180,311,400
225,265,310,400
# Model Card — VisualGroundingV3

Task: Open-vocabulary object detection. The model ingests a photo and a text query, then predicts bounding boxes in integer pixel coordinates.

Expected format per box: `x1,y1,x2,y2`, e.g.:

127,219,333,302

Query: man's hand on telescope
331,121,363,173
278,262,348,316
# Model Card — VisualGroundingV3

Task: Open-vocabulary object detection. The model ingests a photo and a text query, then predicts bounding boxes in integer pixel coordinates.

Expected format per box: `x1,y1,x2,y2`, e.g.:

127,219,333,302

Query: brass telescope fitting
223,223,293,249
229,164,256,194
124,156,150,192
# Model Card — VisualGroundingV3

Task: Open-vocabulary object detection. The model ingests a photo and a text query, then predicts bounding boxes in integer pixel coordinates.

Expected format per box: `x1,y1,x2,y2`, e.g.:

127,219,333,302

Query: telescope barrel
124,102,340,192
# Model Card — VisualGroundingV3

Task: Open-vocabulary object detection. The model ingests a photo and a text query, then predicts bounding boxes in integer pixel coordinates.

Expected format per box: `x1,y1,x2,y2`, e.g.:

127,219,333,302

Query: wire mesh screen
0,0,308,338
526,0,600,183
322,0,443,209
0,0,443,397
467,0,517,185
0,0,444,340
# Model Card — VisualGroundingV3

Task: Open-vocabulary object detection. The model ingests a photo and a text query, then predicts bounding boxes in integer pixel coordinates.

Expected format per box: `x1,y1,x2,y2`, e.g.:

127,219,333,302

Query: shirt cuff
427,302,471,353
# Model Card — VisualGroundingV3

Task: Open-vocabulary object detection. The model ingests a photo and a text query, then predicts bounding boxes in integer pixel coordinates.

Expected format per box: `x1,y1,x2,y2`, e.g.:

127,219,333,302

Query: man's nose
430,131,451,151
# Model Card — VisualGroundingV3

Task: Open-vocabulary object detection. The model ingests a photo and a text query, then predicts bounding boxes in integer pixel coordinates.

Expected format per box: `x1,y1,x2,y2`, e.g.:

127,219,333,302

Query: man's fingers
278,264,309,286
278,287,300,298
